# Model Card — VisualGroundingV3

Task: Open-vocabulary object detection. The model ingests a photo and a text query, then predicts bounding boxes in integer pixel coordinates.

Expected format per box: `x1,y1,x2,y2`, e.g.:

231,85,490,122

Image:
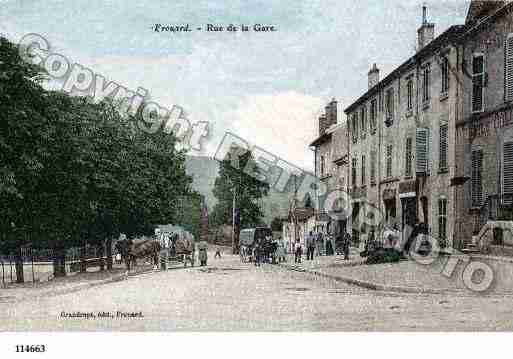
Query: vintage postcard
1,0,513,355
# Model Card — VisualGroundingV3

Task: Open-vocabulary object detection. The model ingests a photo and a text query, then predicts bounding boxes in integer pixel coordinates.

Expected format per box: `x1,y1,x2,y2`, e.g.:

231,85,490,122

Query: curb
278,263,449,295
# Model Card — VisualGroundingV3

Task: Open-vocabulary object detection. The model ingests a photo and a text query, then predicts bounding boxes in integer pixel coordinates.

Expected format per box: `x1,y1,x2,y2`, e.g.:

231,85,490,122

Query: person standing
214,246,222,259
316,232,324,256
343,231,351,260
306,231,315,260
294,240,302,263
325,234,334,256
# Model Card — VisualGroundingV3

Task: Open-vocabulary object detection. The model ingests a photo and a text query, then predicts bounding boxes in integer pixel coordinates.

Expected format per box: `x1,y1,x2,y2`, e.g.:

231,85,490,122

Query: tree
211,147,269,251
1,35,197,280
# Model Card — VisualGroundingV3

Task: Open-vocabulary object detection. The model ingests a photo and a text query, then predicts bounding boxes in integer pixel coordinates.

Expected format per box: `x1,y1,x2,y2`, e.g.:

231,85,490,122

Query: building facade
454,1,513,251
344,6,465,249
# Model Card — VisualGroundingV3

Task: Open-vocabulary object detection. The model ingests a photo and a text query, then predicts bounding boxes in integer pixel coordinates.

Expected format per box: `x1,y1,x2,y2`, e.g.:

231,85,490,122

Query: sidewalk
279,250,513,295
0,265,155,304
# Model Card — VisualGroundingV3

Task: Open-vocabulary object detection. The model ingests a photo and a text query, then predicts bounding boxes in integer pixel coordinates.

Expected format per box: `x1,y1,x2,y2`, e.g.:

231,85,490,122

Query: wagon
155,225,195,269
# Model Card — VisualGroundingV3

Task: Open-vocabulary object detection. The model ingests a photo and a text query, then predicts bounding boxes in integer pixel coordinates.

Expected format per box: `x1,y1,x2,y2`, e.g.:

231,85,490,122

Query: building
454,1,513,252
344,4,466,249
310,99,350,236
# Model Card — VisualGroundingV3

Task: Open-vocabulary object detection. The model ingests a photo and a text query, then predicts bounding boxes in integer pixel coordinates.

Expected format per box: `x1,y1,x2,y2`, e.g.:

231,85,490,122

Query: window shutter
503,142,513,202
416,128,429,174
439,124,448,170
471,149,483,207
386,145,393,178
472,54,484,112
506,34,513,102
405,137,412,176
361,155,366,185
370,150,376,184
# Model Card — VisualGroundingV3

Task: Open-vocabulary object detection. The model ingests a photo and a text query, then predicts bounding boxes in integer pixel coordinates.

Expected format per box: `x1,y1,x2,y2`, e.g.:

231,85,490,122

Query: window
320,155,325,177
472,53,485,113
386,144,393,178
441,56,450,94
416,128,429,174
360,107,367,139
471,148,483,207
422,64,431,104
351,158,357,187
438,198,447,242
503,141,513,202
506,34,513,102
405,137,413,177
439,123,448,171
352,113,358,143
385,88,394,125
407,78,414,111
370,150,376,184
370,99,377,134
361,155,366,186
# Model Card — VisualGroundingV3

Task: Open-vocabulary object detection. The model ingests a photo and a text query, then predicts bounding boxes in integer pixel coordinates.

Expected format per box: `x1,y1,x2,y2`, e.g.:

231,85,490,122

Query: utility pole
232,185,236,254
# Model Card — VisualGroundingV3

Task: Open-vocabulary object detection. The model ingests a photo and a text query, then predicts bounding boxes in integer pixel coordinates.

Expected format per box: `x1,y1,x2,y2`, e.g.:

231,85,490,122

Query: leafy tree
211,147,269,251
1,36,198,280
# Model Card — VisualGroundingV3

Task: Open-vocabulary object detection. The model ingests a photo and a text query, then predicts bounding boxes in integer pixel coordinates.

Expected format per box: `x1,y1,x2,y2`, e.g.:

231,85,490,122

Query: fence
0,245,114,287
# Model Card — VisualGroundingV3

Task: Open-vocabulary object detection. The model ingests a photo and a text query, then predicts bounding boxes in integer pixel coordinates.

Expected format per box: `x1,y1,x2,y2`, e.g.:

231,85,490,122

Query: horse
115,238,161,271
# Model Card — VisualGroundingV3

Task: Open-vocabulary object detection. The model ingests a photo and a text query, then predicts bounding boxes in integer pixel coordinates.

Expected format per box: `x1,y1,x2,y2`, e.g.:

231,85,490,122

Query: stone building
310,99,350,236
344,5,467,248
454,1,513,252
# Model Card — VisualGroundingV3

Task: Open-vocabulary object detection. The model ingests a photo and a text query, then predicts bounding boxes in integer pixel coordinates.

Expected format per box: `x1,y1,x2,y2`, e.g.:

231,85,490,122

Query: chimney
417,3,435,50
368,63,380,89
328,98,337,126
319,114,328,135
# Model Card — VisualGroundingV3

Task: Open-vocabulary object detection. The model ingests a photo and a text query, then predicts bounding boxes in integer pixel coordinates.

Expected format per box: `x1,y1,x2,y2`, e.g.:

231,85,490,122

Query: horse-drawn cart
155,225,195,269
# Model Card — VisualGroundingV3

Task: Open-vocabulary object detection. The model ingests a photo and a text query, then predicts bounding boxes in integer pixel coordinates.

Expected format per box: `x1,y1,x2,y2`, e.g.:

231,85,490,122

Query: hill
184,155,293,224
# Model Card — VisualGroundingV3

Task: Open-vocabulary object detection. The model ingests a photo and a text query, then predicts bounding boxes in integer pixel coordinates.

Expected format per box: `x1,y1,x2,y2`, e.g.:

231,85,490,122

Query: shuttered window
405,137,413,177
471,149,483,207
386,88,394,122
352,158,357,187
472,54,485,112
407,79,413,110
416,128,429,174
370,99,377,134
423,64,431,103
360,107,367,139
386,145,393,178
361,155,366,186
370,150,376,184
506,34,513,102
441,57,450,94
439,124,448,171
352,113,358,143
503,142,513,203
438,198,447,241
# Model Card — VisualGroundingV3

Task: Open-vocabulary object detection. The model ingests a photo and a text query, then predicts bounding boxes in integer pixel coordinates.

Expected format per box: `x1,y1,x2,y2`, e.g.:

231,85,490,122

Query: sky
0,0,470,170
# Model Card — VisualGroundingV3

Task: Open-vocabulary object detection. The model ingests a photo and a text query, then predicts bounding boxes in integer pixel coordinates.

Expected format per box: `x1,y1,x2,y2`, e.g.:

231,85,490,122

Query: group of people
293,230,351,263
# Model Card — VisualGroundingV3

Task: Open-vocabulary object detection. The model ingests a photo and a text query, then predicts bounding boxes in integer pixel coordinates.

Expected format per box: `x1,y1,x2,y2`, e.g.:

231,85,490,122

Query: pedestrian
325,235,334,256
316,232,324,256
214,246,222,259
307,231,316,260
294,240,302,264
343,231,351,260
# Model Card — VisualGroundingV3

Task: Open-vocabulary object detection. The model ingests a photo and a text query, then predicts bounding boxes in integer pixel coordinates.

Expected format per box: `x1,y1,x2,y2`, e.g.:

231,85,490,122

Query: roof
344,25,467,114
288,207,315,222
465,1,507,25
309,131,332,147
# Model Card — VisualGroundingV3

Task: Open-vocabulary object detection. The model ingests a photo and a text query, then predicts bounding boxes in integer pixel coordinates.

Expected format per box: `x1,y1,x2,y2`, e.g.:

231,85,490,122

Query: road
1,254,513,331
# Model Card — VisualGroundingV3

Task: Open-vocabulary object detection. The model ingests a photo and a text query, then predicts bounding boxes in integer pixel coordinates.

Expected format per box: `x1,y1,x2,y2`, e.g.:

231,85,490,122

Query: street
1,254,513,331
